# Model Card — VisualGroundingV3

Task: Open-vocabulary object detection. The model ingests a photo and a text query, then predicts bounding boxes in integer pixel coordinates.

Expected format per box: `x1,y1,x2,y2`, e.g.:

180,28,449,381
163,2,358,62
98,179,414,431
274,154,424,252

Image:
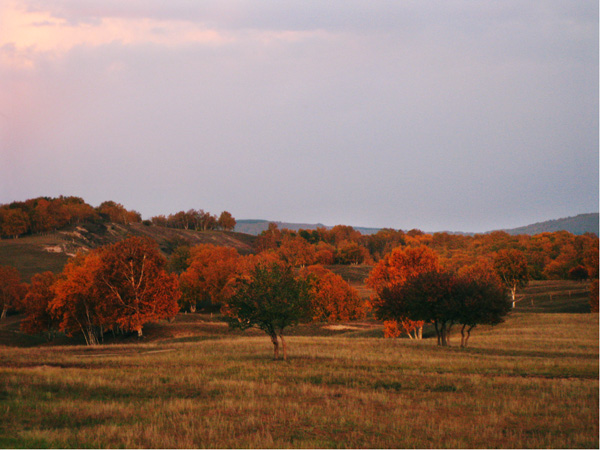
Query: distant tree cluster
256,223,599,283
0,197,141,239
150,210,236,231
0,196,238,238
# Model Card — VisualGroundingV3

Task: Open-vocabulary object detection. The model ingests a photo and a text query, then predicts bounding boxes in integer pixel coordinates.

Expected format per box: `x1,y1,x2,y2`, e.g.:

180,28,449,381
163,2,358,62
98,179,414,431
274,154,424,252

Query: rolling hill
0,222,257,281
501,213,599,236
236,213,599,236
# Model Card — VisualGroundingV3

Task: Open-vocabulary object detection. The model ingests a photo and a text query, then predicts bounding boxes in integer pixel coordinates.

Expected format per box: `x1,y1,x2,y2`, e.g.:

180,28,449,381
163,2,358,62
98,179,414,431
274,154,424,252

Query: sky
0,0,598,233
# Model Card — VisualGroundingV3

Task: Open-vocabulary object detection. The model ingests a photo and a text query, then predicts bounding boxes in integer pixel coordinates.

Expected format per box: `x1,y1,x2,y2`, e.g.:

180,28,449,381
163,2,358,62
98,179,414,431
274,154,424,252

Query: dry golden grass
0,312,597,448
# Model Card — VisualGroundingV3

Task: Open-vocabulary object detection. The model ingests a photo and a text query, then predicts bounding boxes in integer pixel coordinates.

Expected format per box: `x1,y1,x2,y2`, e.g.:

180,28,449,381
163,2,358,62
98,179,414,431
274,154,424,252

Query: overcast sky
1,0,598,232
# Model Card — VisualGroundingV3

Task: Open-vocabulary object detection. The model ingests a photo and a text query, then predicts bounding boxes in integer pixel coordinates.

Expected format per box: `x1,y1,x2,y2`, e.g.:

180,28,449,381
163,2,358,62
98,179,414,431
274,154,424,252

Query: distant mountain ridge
234,220,381,236
236,213,599,236
500,213,599,236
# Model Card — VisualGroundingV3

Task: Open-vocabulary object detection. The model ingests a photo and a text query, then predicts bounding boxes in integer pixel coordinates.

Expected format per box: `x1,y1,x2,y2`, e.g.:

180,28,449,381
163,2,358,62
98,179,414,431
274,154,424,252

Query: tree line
0,196,236,238
256,223,598,282
5,232,595,357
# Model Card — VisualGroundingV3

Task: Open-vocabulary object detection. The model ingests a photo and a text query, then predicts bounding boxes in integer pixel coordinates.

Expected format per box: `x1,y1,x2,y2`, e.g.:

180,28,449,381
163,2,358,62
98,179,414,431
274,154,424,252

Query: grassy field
0,310,597,448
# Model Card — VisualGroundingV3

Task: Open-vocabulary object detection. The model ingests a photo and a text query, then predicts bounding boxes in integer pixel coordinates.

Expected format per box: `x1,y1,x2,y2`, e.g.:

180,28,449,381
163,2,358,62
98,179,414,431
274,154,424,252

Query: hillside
501,213,599,236
0,222,257,281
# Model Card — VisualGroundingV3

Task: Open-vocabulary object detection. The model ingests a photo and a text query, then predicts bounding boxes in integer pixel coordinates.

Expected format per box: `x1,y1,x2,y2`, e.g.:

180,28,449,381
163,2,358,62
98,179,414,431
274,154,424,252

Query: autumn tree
383,318,423,340
51,252,106,345
568,265,589,282
223,263,312,360
276,235,318,267
179,244,240,312
217,211,236,231
300,265,365,322
168,245,192,274
0,265,26,319
376,270,509,347
453,274,509,347
20,272,60,340
51,238,180,344
377,270,457,346
366,245,440,339
96,237,180,337
0,208,30,238
97,201,141,224
256,222,283,252
493,249,529,308
335,240,371,265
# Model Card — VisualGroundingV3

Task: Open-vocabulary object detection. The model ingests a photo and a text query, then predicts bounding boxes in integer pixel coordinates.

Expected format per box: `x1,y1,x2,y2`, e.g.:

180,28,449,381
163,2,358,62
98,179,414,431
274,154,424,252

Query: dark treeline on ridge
0,196,236,239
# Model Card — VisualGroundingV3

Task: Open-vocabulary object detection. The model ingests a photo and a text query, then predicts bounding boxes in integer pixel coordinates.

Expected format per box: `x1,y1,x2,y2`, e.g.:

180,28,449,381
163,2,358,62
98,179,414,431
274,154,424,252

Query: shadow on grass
452,345,598,361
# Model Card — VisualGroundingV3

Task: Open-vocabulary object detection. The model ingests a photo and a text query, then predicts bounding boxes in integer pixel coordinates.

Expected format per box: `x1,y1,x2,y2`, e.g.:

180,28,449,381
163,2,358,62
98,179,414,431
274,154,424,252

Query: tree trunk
434,321,441,346
279,332,287,361
417,326,422,340
0,305,7,320
190,304,196,313
511,285,517,308
270,333,279,359
440,323,448,346
137,328,143,338
460,324,467,348
465,326,474,347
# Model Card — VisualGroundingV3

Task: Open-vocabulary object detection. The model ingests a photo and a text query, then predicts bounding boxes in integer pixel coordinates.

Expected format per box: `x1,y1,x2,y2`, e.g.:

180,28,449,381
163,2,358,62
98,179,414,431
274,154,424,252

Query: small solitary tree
223,263,311,360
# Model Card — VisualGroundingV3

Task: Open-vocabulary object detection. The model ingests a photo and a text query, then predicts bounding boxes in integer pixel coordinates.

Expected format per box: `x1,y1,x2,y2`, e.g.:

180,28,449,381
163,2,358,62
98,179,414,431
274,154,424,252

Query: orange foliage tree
20,272,59,339
51,252,106,345
96,237,180,336
0,208,30,238
300,265,365,322
366,245,440,339
179,244,240,312
383,319,422,339
51,237,179,344
0,265,26,319
493,249,529,308
276,235,318,267
217,211,236,231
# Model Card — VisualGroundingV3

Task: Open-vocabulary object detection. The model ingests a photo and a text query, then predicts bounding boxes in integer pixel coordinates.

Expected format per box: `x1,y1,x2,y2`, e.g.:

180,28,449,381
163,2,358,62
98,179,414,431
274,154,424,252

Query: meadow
0,310,597,448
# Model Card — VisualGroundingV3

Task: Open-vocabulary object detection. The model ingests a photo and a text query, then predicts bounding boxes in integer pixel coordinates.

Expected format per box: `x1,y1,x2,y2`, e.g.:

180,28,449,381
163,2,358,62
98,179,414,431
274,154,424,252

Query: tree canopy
375,269,509,347
223,263,312,360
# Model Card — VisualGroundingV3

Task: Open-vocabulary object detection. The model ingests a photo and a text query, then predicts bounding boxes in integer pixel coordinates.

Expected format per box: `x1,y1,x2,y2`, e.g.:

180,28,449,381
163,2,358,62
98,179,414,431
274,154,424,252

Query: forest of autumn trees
0,196,598,348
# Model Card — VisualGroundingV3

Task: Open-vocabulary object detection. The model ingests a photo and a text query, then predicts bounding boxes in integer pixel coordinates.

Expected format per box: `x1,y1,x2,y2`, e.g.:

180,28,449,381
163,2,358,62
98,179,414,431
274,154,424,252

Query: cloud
1,0,597,231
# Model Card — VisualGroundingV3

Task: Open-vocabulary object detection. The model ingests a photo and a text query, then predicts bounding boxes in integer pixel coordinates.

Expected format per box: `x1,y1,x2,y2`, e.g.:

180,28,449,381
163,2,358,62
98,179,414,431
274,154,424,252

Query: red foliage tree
20,272,60,339
493,249,529,308
0,208,30,238
367,246,440,338
179,244,240,312
276,235,318,267
366,245,440,339
51,252,106,345
97,237,180,336
217,211,236,231
51,238,179,344
300,265,365,322
0,265,26,319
